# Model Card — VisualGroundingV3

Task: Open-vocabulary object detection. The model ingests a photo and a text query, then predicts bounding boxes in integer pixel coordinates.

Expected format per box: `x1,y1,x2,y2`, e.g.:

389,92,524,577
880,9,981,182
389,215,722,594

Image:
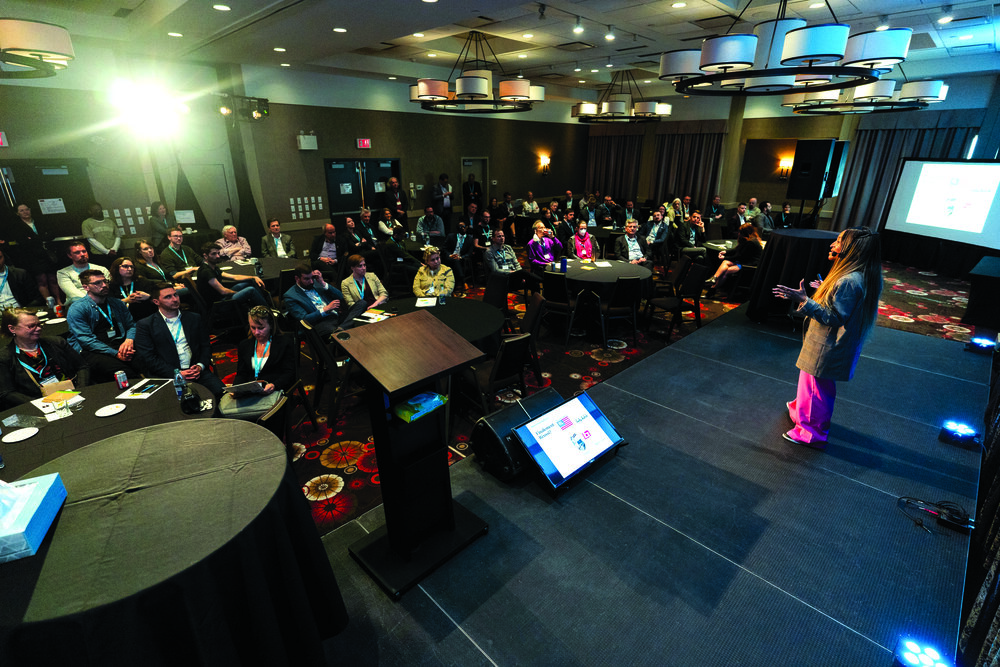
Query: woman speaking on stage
772,227,882,449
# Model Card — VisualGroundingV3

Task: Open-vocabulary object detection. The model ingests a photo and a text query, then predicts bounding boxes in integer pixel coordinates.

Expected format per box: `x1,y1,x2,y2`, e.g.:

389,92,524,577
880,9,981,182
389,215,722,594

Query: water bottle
254,257,263,277
173,369,187,401
45,296,56,311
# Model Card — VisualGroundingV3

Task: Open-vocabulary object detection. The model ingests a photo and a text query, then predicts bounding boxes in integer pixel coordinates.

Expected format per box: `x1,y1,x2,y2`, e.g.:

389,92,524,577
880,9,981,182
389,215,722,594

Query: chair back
542,271,570,305
278,268,297,299
669,255,692,289
521,292,546,336
181,276,208,316
679,262,710,298
490,333,531,385
609,276,642,310
482,272,510,312
299,320,337,381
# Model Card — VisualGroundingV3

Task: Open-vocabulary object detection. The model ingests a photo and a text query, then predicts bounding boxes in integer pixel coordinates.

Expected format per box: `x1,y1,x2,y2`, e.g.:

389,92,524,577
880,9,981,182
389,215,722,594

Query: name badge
40,375,59,386
107,327,117,338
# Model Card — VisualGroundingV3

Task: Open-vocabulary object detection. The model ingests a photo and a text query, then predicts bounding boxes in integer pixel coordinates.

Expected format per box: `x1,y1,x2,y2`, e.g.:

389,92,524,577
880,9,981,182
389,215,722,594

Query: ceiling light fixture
388,76,397,80
605,26,615,41
938,6,954,24
168,32,183,38
523,33,533,39
273,47,286,52
0,18,75,78
574,17,584,34
573,70,671,123
280,63,290,67
672,2,687,7
413,33,425,38
408,30,544,114
659,0,931,110
212,4,231,10
605,57,613,68
876,16,890,31
574,62,582,72
333,28,347,33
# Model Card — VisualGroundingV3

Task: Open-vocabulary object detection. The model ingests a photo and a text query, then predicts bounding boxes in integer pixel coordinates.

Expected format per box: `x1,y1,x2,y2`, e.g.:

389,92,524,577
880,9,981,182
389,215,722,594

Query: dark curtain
585,133,644,200
651,130,725,212
832,125,979,232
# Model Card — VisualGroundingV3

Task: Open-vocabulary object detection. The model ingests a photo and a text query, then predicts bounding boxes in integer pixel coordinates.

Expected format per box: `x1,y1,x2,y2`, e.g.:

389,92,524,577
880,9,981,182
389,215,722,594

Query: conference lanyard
95,302,116,335
168,245,188,263
252,339,270,379
16,346,49,378
119,282,134,299
354,277,366,300
147,262,166,280
0,270,8,297
165,316,183,345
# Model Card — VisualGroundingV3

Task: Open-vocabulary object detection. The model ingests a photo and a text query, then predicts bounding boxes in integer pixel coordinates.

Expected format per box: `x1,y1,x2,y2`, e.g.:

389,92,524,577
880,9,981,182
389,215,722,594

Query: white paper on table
595,261,613,267
415,297,437,308
31,394,84,417
117,378,170,400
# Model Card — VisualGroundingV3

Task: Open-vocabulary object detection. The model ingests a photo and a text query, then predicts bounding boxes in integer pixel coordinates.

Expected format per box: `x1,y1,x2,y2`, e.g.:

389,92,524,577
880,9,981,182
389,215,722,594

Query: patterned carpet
211,259,977,537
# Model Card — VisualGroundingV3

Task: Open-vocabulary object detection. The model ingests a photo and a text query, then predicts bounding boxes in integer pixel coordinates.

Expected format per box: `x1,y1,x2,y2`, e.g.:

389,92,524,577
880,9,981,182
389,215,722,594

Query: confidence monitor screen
512,392,625,489
884,159,1000,251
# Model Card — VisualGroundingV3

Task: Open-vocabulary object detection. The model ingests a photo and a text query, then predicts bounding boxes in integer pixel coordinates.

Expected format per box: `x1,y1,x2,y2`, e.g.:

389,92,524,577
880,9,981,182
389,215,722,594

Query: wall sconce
540,154,551,174
778,158,793,180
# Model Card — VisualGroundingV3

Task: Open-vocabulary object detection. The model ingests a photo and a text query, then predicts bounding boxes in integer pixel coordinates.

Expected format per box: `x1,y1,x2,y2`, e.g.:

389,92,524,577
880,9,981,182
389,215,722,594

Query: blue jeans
228,283,267,308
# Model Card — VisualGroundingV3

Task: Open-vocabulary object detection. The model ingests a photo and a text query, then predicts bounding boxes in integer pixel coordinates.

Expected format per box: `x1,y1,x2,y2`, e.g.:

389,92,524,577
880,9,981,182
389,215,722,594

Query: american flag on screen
557,416,573,430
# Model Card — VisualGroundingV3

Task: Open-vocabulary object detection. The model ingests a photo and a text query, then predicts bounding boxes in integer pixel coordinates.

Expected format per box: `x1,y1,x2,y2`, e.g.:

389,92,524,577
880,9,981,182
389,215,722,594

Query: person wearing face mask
568,220,600,261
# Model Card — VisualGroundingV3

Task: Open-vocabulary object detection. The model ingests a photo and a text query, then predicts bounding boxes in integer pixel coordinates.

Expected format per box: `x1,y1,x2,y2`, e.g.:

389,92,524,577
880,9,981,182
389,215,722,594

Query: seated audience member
135,239,172,283
667,198,684,224
614,220,652,267
310,223,341,278
356,208,378,240
260,218,297,258
159,227,202,281
561,190,578,217
0,308,89,407
197,243,268,310
547,199,561,219
538,207,556,231
681,195,694,222
340,216,376,257
581,196,599,227
484,229,537,293
283,263,367,337
110,256,156,322
443,221,474,288
527,220,563,276
81,201,122,267
621,200,641,229
756,201,775,240
67,269,139,380
220,305,297,419
413,247,455,298
706,223,763,296
57,241,112,304
778,202,796,228
554,211,576,249
12,203,60,305
341,254,389,310
216,225,252,261
134,282,224,396
460,202,479,232
746,197,760,223
486,197,503,225
597,195,621,227
644,209,670,266
672,210,708,262
382,176,410,232
568,219,600,260
472,210,493,251
727,203,748,239
377,207,405,242
0,249,43,309
522,191,540,216
416,206,446,244
707,195,726,227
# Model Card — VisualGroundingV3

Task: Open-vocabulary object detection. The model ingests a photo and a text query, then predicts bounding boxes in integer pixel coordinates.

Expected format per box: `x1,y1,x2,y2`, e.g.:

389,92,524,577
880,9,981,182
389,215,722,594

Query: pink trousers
787,370,837,444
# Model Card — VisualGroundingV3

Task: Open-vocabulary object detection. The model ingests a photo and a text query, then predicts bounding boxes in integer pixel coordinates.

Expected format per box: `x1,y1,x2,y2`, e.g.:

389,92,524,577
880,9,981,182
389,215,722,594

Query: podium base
348,500,488,599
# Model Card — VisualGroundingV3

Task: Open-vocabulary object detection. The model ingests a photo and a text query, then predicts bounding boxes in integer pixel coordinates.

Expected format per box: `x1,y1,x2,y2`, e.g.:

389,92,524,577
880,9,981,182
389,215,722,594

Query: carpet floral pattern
877,262,976,342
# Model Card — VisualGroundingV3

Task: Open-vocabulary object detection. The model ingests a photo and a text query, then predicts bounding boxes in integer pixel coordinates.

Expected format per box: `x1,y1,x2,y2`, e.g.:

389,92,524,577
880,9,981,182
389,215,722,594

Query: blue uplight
893,637,952,667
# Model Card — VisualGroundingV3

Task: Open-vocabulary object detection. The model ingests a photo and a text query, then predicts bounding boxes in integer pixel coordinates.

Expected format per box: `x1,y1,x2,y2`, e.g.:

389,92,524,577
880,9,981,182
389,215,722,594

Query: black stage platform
322,307,988,666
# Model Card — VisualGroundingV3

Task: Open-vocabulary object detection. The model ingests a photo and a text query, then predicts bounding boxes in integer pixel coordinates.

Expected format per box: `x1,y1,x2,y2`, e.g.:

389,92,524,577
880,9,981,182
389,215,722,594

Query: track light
938,6,954,24
604,25,615,41
574,62,581,72
876,16,890,31
574,17,584,34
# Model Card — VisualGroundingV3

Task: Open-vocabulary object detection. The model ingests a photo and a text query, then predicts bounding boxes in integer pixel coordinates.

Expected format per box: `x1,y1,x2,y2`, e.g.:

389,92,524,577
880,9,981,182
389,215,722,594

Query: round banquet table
745,228,837,322
221,256,300,282
0,381,214,481
0,420,348,666
383,296,505,352
551,257,653,300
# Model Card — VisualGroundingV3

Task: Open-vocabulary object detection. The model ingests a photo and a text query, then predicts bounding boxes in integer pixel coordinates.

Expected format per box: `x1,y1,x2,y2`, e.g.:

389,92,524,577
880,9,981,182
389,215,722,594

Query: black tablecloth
221,256,299,282
746,228,837,322
0,382,214,481
962,256,1000,331
0,420,348,666
384,297,504,349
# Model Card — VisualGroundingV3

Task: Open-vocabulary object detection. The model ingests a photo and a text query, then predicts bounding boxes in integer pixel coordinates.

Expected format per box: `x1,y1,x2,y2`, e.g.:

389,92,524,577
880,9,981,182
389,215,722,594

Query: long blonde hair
813,227,882,337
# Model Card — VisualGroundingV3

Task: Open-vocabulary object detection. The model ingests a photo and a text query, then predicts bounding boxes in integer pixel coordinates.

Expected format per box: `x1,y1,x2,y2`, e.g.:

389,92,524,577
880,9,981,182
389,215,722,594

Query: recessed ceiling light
413,33,424,38
388,76,397,80
280,63,290,67
591,69,599,73
809,2,824,8
574,65,581,72
428,53,436,57
167,32,183,37
579,80,586,83
644,80,651,83
875,24,890,31
937,15,953,24
523,33,533,39
422,0,437,3
518,54,527,58
273,47,286,52
959,34,974,40
333,28,347,33
212,4,231,10
672,2,686,7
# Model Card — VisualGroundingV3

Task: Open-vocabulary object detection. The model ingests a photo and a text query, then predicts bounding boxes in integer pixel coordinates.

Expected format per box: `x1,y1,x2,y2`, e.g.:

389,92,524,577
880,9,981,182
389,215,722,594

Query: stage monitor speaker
822,140,849,199
470,387,564,481
786,139,835,201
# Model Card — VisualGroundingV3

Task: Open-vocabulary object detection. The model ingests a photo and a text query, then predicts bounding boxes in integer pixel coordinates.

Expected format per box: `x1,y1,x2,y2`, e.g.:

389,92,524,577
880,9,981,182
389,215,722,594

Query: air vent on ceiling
556,41,595,52
909,32,937,50
113,7,132,18
693,14,747,30
537,72,567,79
629,60,659,69
615,45,644,53
951,43,992,53
455,16,497,29
948,15,988,24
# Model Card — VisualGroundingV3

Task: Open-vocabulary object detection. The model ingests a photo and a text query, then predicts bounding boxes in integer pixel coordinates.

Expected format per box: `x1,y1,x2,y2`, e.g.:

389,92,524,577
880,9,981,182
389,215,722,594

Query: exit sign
356,138,371,149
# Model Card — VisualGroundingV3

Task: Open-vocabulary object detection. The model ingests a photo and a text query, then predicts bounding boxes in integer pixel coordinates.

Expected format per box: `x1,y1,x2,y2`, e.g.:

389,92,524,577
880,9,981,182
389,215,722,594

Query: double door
324,158,400,216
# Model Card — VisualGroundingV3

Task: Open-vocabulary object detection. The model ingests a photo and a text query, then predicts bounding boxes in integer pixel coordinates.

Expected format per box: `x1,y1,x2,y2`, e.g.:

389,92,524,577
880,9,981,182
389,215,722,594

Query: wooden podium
337,309,489,598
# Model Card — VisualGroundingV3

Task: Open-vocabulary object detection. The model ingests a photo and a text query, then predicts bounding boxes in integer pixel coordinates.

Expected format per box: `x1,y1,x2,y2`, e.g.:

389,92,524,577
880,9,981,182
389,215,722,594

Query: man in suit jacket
727,203,748,239
463,174,483,209
614,220,651,266
134,282,224,396
260,218,297,258
0,249,43,308
442,220,475,288
432,173,454,224
756,201,775,240
381,177,410,231
283,263,367,338
310,223,341,278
